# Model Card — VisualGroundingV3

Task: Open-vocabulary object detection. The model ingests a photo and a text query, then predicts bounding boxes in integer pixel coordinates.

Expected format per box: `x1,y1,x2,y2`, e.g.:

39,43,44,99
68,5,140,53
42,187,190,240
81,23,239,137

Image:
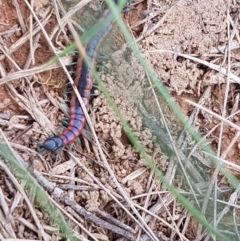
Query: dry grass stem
148,49,240,84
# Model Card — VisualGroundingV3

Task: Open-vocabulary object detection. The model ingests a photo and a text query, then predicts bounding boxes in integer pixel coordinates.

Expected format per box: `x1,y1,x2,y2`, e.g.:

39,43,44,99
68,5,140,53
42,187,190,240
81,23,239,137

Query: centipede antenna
28,146,45,171
31,138,44,152
30,137,41,146
30,137,47,154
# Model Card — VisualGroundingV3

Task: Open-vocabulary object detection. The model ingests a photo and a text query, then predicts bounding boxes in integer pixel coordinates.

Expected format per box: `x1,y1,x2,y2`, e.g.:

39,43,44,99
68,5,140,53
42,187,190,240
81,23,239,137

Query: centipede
39,9,114,151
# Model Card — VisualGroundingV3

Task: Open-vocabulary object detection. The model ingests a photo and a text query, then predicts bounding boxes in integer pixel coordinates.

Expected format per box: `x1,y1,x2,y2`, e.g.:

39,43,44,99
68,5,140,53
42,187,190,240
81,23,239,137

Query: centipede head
39,137,63,151
31,136,63,153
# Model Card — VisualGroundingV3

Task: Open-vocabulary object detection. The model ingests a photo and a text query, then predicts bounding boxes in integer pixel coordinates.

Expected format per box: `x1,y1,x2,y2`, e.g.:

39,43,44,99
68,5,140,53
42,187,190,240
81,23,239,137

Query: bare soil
0,0,240,240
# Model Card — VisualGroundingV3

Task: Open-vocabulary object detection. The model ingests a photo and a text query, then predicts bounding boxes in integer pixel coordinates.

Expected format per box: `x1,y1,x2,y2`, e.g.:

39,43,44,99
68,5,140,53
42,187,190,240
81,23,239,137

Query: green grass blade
0,138,80,241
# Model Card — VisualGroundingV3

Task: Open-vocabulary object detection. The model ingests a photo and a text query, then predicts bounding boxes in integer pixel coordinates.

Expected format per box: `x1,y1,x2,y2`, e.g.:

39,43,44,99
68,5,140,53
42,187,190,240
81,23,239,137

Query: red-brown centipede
40,10,113,151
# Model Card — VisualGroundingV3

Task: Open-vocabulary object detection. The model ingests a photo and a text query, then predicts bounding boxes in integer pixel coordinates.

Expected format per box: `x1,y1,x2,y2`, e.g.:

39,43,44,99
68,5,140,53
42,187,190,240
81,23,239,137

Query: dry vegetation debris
0,0,240,240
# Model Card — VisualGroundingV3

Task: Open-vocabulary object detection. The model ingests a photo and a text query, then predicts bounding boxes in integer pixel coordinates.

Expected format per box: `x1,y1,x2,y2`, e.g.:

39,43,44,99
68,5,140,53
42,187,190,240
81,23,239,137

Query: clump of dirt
131,0,240,170
139,0,227,94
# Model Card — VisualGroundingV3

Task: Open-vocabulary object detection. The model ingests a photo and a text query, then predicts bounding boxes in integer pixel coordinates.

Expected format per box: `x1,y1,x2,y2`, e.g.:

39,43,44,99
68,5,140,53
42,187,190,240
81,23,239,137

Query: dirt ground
0,0,240,240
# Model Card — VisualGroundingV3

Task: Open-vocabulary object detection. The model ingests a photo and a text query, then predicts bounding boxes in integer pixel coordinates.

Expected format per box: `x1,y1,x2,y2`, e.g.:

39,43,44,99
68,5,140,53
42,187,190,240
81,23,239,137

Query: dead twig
12,0,27,33
148,49,240,84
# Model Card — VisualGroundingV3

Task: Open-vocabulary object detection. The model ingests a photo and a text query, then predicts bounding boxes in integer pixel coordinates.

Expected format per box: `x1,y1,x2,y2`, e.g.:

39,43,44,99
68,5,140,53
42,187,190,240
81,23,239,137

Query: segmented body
40,10,113,151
